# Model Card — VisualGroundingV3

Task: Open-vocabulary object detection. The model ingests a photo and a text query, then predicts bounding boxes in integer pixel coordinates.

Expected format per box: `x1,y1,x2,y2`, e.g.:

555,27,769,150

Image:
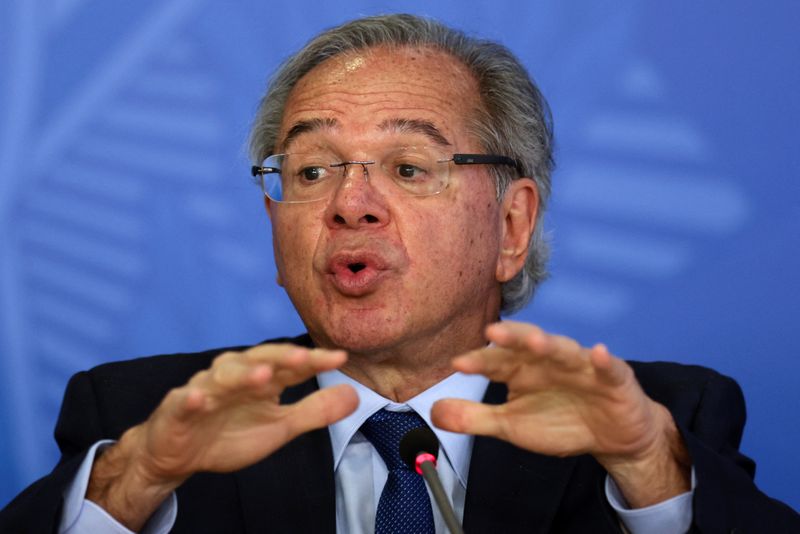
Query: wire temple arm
452,154,523,175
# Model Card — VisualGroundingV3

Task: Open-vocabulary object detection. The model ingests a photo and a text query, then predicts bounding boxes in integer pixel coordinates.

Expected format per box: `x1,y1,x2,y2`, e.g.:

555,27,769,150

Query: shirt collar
317,369,489,487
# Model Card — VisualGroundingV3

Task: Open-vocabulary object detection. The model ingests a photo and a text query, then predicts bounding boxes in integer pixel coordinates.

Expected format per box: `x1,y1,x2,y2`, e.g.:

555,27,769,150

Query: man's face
267,46,510,357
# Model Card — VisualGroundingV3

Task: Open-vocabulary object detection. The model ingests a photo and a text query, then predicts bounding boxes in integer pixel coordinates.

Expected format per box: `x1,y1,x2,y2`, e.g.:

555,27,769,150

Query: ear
496,178,538,283
263,196,285,287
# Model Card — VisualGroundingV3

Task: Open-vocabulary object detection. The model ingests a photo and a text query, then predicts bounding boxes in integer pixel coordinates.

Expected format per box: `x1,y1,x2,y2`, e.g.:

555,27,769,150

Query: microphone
400,427,465,534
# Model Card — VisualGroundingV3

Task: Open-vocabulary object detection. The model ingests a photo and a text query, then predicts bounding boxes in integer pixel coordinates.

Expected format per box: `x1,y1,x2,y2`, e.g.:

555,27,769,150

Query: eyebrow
377,118,452,147
280,117,338,151
279,117,452,152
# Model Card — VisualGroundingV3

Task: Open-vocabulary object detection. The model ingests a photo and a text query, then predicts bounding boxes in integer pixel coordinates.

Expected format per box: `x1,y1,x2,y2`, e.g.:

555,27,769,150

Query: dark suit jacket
1,334,798,533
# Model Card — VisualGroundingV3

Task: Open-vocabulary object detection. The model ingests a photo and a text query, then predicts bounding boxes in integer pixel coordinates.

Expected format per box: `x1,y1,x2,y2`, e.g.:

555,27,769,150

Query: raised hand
431,321,690,507
87,345,358,530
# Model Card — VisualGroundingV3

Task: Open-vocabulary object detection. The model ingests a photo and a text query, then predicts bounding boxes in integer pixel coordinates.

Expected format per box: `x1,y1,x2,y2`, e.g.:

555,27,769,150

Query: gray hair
249,13,553,314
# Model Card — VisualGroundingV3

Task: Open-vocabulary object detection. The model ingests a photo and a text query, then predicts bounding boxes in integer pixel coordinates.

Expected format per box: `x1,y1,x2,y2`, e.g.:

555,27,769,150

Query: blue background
1,0,798,511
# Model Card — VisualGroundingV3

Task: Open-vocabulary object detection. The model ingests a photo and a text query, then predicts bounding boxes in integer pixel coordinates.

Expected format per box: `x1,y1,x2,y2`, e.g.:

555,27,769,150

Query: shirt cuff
59,440,177,534
605,468,696,534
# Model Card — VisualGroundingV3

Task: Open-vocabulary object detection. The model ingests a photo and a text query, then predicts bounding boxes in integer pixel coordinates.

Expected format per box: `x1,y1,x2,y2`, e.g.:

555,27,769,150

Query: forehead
278,46,482,151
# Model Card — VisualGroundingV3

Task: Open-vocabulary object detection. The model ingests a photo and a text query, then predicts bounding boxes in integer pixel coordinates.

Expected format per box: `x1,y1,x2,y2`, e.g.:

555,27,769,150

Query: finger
452,343,587,385
450,346,523,383
242,344,312,366
244,344,346,369
271,348,348,388
589,343,629,387
210,356,273,391
158,384,216,426
488,321,583,357
486,321,550,353
430,398,506,439
283,384,359,438
185,359,273,406
238,344,347,388
242,344,341,364
489,321,590,370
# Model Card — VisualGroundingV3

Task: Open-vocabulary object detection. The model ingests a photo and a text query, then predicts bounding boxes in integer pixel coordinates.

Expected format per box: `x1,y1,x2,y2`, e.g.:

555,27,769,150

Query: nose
325,162,390,229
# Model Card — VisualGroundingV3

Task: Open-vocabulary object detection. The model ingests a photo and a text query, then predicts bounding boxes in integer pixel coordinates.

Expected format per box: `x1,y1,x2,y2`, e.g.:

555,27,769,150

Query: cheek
272,211,321,278
459,208,499,277
409,198,500,289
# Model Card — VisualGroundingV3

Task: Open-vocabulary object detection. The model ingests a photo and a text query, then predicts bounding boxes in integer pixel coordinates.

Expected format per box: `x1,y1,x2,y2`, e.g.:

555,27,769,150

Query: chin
311,312,410,355
330,328,406,354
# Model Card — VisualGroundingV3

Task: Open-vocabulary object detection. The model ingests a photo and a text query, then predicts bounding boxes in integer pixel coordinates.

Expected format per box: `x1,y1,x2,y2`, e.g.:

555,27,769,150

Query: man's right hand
85,345,358,531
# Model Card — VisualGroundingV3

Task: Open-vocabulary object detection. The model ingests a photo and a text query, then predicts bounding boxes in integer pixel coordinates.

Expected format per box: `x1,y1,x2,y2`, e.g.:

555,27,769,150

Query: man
1,13,798,533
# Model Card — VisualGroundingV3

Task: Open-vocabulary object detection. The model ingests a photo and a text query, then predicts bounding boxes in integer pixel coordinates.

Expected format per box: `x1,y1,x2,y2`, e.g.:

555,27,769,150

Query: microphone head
399,426,439,471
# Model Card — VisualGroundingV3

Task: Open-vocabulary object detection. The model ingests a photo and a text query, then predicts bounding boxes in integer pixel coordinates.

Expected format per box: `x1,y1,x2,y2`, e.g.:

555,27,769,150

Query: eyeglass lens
260,146,451,203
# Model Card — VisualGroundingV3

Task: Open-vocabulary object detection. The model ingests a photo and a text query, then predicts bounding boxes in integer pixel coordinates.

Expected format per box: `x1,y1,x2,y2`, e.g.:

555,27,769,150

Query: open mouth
348,262,367,273
326,253,389,296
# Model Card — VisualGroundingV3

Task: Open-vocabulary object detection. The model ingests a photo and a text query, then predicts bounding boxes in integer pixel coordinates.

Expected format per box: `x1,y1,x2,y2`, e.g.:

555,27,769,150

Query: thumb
431,398,504,438
284,384,359,438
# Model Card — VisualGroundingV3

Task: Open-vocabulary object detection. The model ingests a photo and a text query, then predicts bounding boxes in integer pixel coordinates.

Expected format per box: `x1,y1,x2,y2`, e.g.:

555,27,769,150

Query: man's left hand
431,321,691,508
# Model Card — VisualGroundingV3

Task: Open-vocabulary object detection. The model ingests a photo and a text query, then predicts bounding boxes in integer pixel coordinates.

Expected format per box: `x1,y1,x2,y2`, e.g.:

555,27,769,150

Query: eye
299,166,327,182
396,163,426,180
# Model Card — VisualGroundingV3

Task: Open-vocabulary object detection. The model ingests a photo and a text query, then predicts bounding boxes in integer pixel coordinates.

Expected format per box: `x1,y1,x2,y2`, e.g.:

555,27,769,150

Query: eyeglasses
250,145,521,203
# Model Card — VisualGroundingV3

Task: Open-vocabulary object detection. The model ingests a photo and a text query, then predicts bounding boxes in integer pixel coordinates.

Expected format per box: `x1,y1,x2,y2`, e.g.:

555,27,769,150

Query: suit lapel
462,382,579,533
235,377,337,534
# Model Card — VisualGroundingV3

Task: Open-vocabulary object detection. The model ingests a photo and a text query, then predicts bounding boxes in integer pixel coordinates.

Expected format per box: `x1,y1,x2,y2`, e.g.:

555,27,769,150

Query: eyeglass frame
250,152,523,203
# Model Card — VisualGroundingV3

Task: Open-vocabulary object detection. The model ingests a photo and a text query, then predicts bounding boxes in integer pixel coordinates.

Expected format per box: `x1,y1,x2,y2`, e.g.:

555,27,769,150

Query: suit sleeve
0,371,109,534
678,370,800,532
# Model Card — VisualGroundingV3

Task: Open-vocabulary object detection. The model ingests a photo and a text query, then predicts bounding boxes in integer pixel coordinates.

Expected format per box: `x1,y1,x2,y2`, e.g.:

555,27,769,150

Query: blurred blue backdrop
1,0,798,511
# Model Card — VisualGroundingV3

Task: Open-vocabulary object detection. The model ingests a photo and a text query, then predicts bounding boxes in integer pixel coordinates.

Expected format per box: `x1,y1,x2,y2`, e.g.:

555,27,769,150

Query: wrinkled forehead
276,46,483,153
293,45,474,90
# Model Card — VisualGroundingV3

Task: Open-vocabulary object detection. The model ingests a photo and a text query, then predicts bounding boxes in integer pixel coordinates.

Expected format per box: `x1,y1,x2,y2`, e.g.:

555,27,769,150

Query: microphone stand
416,453,465,534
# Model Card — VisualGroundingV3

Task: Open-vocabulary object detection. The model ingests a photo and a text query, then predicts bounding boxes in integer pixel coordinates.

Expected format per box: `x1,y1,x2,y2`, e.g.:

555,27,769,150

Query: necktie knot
360,409,427,471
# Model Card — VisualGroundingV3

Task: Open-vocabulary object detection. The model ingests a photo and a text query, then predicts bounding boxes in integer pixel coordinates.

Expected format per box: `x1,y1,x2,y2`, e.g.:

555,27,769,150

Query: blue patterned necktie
360,409,436,534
